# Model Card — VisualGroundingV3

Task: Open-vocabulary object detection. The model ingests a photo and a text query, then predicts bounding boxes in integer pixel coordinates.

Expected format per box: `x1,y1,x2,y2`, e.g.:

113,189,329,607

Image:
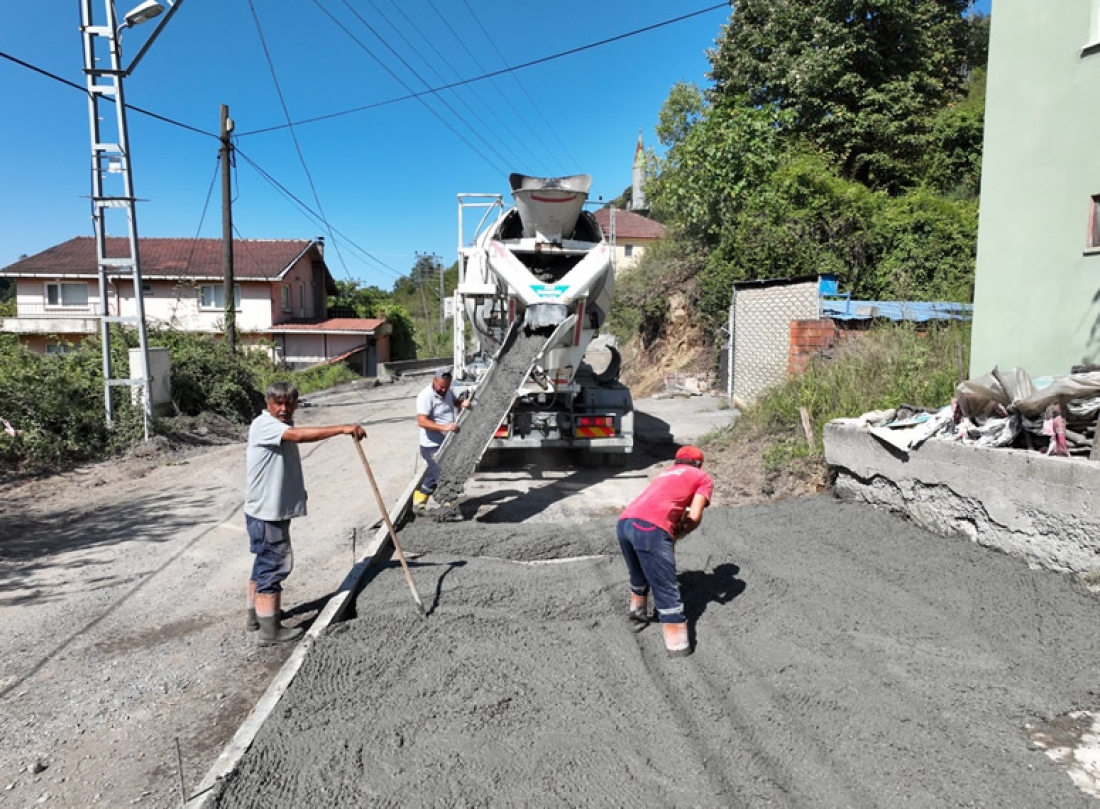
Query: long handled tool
353,438,426,618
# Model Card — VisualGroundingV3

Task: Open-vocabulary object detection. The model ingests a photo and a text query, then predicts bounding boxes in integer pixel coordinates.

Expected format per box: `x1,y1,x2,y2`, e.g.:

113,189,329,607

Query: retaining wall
824,420,1100,575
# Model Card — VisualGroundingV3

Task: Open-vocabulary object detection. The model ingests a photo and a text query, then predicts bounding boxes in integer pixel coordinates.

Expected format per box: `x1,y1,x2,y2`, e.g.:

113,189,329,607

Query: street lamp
79,0,184,437
122,0,164,27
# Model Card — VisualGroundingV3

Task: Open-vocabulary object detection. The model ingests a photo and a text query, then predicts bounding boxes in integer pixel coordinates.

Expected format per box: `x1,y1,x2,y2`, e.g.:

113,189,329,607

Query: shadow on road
0,484,229,602
680,562,746,626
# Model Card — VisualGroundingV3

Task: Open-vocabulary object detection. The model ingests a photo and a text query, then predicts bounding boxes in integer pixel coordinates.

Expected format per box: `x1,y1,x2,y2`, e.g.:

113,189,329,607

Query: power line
311,0,508,176
247,0,353,281
235,4,728,137
457,0,581,174
234,146,404,281
367,0,545,172
0,50,216,140
408,0,558,174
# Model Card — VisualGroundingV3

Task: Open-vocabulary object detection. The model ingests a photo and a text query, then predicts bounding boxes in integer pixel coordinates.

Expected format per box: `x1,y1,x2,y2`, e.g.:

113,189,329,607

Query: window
624,244,634,258
1089,196,1100,250
45,343,73,356
280,284,292,312
45,282,88,307
199,284,241,309
142,282,153,295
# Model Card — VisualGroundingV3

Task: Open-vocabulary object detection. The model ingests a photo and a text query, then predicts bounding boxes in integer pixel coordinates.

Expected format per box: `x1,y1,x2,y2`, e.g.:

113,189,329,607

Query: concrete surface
824,420,1100,576
208,497,1100,807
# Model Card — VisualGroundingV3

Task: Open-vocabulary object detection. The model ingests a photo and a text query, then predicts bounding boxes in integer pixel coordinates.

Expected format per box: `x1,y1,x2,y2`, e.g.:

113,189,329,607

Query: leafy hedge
0,328,359,473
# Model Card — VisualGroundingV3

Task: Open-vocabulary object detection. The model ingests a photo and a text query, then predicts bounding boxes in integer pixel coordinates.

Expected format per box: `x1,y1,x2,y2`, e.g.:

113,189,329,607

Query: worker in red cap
616,445,713,657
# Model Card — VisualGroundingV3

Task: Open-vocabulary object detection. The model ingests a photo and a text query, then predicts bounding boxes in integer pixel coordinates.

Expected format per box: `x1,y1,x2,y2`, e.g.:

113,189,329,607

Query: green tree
707,0,977,190
379,303,417,360
328,279,389,318
647,97,789,250
655,81,707,149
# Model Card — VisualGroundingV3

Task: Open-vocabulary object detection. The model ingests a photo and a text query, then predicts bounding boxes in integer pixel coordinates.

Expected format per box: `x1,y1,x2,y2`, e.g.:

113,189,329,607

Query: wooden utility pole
220,104,237,351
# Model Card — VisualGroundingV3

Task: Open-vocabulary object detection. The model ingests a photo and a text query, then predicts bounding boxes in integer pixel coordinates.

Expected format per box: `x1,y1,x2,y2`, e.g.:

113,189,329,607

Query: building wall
971,0,1100,376
274,257,326,322
609,240,653,274
730,280,820,403
136,280,275,331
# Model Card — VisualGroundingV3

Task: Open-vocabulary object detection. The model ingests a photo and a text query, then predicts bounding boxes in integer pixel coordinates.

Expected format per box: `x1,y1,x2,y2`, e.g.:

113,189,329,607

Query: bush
733,320,969,468
0,334,142,472
0,327,364,473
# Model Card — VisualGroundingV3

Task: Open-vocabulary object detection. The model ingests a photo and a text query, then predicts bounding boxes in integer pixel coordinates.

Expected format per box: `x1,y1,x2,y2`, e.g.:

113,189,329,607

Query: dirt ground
0,379,425,808
210,497,1100,807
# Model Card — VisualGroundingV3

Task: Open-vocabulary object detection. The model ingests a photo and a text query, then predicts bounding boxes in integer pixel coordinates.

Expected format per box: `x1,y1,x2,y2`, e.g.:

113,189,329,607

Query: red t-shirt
620,463,714,536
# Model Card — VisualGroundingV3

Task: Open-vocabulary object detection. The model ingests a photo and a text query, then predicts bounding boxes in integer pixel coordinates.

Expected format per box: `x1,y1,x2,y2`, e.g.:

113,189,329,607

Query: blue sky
2,1,991,291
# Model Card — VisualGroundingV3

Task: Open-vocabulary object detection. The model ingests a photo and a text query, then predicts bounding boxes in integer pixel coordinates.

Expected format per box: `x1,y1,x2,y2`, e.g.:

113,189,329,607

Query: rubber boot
246,580,259,632
663,622,692,657
412,490,429,513
628,593,649,631
255,592,303,646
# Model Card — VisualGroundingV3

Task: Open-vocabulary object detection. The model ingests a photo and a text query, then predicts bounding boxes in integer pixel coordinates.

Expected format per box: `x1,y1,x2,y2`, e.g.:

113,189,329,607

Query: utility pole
220,104,236,351
437,253,445,326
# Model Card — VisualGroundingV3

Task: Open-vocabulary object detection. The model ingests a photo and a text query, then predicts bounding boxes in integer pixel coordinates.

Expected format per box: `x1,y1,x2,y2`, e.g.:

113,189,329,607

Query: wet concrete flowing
210,497,1100,807
431,330,549,516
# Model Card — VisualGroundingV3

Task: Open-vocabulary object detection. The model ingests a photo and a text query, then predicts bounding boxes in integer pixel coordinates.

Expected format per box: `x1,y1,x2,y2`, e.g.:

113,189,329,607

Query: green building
972,1,1100,376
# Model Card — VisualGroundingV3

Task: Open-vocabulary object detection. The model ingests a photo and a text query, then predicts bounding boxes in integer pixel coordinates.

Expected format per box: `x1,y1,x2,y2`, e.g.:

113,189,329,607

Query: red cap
675,445,704,464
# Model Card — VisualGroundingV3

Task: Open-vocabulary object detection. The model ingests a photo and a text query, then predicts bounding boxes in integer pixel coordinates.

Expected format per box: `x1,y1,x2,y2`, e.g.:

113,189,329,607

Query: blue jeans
246,515,294,594
418,445,441,495
617,518,685,624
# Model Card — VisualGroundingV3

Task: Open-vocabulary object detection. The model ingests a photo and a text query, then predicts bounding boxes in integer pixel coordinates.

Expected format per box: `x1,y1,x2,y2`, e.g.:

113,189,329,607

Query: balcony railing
9,302,105,318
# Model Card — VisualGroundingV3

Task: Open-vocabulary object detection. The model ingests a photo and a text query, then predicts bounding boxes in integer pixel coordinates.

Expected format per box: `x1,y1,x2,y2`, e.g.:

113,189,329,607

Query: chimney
316,236,325,257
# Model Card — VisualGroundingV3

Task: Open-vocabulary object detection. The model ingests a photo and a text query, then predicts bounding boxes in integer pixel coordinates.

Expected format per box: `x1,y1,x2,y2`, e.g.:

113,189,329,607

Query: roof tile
1,236,318,281
592,208,667,241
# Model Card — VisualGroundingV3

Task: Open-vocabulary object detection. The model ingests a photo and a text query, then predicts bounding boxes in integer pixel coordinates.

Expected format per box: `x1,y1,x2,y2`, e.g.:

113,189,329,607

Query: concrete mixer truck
449,173,634,467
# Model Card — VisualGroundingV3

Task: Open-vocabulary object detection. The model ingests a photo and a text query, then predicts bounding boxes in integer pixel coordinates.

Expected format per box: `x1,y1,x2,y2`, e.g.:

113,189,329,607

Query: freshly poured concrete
210,497,1100,807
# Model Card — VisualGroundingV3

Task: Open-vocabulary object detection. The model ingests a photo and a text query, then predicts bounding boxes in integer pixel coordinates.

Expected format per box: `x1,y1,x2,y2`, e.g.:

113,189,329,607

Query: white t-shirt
416,384,457,448
244,411,307,520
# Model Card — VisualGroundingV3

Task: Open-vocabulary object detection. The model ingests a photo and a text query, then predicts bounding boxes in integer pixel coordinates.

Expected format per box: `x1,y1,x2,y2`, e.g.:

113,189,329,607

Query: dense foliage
627,1,989,342
329,255,458,361
0,328,358,473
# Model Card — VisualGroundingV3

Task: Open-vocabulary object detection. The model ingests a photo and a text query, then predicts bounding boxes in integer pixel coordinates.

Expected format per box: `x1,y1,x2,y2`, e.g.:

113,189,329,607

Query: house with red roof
591,207,666,273
0,237,390,373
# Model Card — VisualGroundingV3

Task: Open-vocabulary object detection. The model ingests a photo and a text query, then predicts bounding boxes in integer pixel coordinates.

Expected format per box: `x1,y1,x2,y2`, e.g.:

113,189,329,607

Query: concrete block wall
824,420,1100,575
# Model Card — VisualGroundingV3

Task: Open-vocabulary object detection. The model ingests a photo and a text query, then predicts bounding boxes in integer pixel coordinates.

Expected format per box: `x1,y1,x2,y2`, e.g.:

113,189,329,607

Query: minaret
630,130,647,212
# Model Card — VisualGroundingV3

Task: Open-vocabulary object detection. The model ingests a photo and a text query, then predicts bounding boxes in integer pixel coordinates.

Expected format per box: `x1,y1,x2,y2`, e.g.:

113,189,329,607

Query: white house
0,236,391,373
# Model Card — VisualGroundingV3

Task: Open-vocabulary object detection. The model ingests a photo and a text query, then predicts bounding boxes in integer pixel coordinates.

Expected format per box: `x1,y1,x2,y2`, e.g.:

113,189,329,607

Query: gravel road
212,497,1100,807
0,379,423,808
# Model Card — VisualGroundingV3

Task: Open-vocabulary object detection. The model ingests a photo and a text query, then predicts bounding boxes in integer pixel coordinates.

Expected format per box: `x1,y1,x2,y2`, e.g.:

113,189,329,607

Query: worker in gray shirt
245,382,366,645
413,366,470,512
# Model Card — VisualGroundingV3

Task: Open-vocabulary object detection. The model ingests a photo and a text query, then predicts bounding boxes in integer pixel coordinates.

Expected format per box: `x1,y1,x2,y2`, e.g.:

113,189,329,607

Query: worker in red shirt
617,445,713,657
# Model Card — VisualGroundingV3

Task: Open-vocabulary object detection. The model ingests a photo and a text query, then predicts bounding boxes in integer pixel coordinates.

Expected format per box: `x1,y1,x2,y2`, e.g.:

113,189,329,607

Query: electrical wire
235,3,728,137
311,0,508,177
234,146,404,281
456,0,581,174
379,0,553,174
247,0,354,281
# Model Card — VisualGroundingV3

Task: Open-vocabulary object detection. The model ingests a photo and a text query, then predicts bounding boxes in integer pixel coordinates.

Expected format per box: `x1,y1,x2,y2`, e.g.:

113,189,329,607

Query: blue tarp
822,298,973,322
